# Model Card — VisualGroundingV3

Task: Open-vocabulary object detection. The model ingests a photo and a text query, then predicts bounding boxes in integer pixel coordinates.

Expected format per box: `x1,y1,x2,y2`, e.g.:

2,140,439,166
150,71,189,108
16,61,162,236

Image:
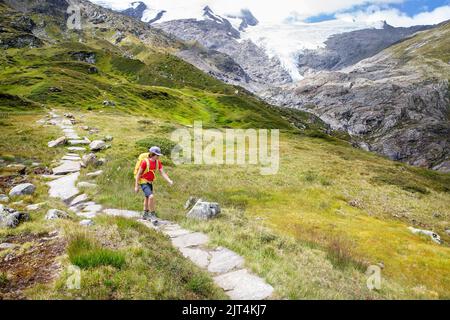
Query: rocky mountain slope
1,0,450,300
153,6,292,91
261,21,450,171
296,22,433,74
113,2,449,171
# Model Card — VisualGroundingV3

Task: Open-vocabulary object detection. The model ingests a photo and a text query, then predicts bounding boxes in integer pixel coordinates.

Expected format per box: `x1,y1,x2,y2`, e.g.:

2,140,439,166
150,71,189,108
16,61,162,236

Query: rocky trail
42,111,274,300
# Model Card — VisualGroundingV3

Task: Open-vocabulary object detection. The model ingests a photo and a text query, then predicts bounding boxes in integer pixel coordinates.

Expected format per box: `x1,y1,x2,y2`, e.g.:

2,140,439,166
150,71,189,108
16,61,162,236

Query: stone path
42,111,274,300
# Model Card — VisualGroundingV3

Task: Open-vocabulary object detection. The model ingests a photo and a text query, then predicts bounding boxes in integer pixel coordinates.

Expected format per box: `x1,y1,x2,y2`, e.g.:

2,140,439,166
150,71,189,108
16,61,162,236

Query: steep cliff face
261,22,450,171
296,22,433,74
153,7,292,89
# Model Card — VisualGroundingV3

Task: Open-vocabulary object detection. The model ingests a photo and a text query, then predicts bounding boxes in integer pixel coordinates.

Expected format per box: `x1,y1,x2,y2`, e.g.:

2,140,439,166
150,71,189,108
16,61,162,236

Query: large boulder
0,205,30,228
81,153,97,167
48,136,67,148
89,140,106,151
408,227,442,244
45,209,69,220
186,199,221,220
9,183,36,197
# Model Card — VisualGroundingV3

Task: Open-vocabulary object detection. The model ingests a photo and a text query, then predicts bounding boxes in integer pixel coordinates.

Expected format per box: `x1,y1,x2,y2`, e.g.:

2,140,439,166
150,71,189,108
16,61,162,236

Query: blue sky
93,0,450,26
306,0,450,24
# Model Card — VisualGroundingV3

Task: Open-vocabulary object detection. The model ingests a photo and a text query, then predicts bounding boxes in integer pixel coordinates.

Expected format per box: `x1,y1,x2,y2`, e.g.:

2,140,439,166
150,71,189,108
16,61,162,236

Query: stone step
214,269,274,300
62,155,81,161
47,172,80,203
69,139,90,145
52,160,81,175
171,232,209,248
67,147,86,152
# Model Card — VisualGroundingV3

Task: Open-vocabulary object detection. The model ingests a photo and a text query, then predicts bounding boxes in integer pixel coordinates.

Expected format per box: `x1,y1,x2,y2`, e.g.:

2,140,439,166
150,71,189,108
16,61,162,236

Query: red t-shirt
140,158,162,183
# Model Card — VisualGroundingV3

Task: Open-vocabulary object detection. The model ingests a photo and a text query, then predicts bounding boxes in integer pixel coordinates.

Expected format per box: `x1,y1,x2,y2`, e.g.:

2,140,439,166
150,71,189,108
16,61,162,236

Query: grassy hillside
1,1,449,300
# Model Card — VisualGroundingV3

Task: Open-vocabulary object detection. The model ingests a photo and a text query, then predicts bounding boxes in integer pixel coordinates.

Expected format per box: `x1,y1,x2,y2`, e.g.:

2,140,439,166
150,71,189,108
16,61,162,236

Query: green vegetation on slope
0,1,449,300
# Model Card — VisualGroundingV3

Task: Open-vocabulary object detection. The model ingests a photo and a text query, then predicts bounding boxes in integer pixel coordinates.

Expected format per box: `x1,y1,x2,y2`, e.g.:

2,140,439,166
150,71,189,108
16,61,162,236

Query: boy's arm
160,168,173,185
134,167,144,192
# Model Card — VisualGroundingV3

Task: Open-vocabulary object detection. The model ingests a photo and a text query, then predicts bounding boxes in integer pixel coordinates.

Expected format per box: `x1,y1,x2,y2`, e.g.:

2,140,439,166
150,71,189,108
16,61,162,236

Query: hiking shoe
149,213,159,226
142,211,151,221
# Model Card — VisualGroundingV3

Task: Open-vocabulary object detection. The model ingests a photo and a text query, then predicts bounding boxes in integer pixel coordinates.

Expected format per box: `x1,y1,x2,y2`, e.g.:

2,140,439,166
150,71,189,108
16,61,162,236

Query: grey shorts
140,183,153,198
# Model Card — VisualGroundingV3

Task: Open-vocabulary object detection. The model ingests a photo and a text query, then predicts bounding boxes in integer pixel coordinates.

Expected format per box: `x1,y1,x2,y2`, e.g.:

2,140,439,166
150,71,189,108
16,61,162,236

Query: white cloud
91,1,450,26
91,0,407,23
336,5,450,27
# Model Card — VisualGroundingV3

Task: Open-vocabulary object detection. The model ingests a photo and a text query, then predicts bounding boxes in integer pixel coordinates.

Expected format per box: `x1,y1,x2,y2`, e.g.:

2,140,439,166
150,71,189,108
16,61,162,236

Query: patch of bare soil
0,174,29,192
0,231,66,299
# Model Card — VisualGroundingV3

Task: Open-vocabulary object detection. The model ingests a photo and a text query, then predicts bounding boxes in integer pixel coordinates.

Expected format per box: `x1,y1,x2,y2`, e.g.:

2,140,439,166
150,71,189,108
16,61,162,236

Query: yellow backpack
133,153,159,184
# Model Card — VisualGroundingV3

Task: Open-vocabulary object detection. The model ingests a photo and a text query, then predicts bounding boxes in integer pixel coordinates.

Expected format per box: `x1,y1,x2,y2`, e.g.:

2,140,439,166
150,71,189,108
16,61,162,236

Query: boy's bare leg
143,197,150,212
149,195,155,212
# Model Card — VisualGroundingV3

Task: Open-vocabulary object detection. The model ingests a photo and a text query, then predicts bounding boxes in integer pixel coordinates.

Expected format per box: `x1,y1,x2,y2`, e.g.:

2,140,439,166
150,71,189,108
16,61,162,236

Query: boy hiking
134,146,173,225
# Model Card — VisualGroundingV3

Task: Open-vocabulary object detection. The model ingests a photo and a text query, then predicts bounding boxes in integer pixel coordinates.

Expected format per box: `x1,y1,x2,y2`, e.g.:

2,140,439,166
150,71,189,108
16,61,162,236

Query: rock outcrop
261,22,450,170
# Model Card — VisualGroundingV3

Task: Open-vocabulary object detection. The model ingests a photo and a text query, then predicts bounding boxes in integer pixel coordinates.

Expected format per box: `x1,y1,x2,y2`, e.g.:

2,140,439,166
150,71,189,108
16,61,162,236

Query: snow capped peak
93,1,387,82
203,5,226,24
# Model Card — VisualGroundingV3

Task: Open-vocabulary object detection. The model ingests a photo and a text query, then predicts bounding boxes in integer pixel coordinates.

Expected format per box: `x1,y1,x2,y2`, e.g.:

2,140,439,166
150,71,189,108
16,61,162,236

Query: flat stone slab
161,225,193,238
208,247,245,274
70,193,89,206
66,134,81,140
103,208,141,218
69,139,90,145
67,147,86,152
77,212,98,218
47,172,80,202
62,155,81,161
180,247,210,268
52,160,81,175
171,232,209,248
82,204,102,213
214,269,274,300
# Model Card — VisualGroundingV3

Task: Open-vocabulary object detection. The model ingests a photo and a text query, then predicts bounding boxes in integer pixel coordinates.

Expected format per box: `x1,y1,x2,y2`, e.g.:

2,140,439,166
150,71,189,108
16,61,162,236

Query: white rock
180,247,210,268
89,140,106,151
408,227,442,244
9,183,36,197
69,139,90,145
187,199,221,220
82,204,102,213
214,269,274,300
81,153,97,167
161,224,193,238
76,212,97,219
0,243,17,250
171,232,209,248
46,209,69,220
62,155,81,161
47,172,80,202
26,202,45,211
70,194,89,206
208,247,245,274
79,219,94,226
67,147,86,152
48,136,67,148
52,160,81,175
